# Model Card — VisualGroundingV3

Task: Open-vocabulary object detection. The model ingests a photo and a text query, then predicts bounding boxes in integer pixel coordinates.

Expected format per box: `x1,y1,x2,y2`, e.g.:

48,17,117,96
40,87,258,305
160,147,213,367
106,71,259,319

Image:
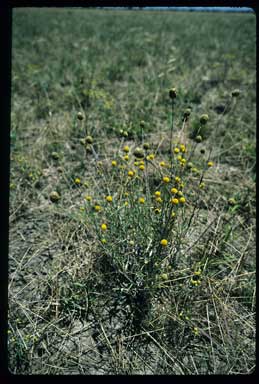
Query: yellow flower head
156,197,163,203
74,178,81,185
163,176,170,183
171,187,178,194
160,161,166,167
85,195,92,201
174,147,180,154
106,195,113,202
128,170,134,177
101,238,107,244
124,192,129,197
94,205,101,212
123,145,130,153
111,160,117,166
160,239,168,247
124,155,129,161
139,164,145,171
154,208,161,214
171,198,179,205
139,197,145,204
134,161,139,166
180,144,186,153
177,155,182,161
208,161,214,167
171,211,176,218
180,158,186,165
177,190,183,197
175,176,181,183
160,273,169,281
199,182,205,189
179,197,186,204
101,223,107,231
154,191,161,197
147,154,155,161
193,327,199,336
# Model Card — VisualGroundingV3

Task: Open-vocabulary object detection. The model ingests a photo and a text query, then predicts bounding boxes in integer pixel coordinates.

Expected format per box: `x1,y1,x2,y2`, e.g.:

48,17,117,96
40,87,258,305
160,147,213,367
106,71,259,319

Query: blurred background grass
11,8,256,172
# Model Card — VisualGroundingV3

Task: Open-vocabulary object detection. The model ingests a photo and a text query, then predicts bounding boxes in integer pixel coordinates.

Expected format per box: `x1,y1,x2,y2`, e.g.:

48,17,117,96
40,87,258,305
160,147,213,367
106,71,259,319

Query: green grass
9,8,255,375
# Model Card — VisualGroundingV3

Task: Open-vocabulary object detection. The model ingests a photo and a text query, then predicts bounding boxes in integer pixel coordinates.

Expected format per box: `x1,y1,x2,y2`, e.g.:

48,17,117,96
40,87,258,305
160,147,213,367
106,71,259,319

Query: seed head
77,112,84,120
133,147,145,159
228,197,237,206
49,191,60,203
143,142,150,150
232,89,241,97
85,136,93,144
51,152,59,160
200,114,209,125
195,135,203,143
169,88,177,99
140,120,145,128
183,108,191,118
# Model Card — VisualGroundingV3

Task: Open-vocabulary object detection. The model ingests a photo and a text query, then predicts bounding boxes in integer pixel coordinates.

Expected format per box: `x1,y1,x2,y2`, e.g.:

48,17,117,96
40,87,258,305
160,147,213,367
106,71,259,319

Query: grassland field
9,8,256,375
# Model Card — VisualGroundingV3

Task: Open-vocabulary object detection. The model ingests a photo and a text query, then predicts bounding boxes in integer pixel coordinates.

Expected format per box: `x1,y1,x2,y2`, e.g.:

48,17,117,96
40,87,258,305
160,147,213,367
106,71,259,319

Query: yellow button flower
139,197,145,204
160,239,168,247
101,223,107,231
156,197,163,203
85,195,92,201
179,197,186,203
94,205,101,212
74,178,81,185
123,145,130,153
154,191,161,197
163,176,170,183
174,147,180,154
160,161,166,167
111,160,117,166
124,155,129,161
208,161,214,167
128,170,134,177
171,187,178,194
175,176,181,183
147,154,155,160
106,195,113,202
180,144,186,153
139,165,145,171
171,198,179,205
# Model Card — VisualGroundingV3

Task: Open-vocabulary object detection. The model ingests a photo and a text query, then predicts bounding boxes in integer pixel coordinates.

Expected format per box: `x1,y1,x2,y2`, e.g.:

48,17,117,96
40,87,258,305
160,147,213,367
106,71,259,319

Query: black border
0,0,257,381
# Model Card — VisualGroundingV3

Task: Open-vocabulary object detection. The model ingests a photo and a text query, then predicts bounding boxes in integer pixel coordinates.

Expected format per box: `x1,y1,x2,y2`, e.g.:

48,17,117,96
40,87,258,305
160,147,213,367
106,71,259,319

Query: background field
9,8,256,374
